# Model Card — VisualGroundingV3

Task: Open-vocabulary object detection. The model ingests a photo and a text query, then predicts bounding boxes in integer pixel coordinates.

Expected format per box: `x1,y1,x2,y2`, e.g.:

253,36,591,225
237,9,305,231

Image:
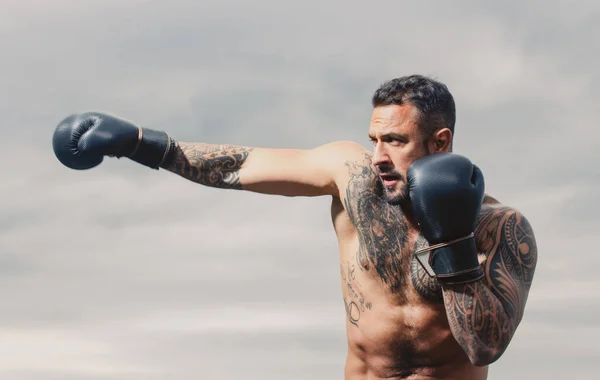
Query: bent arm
163,140,363,197
441,206,538,366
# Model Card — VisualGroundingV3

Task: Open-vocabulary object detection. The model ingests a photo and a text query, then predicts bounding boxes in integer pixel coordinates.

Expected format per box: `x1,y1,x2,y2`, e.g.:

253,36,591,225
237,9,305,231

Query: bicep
476,207,538,324
239,141,364,197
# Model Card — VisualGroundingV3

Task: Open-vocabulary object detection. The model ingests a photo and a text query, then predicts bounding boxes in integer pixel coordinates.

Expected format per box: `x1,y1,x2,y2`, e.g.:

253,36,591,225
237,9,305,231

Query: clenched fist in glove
52,112,176,170
407,153,485,284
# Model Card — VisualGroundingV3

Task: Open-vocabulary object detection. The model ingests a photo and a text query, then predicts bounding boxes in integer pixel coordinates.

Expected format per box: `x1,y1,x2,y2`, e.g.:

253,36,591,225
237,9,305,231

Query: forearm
162,141,254,190
441,279,516,366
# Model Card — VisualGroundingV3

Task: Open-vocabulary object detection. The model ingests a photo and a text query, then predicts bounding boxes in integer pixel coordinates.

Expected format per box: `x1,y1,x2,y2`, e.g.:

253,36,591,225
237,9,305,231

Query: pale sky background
1,0,598,379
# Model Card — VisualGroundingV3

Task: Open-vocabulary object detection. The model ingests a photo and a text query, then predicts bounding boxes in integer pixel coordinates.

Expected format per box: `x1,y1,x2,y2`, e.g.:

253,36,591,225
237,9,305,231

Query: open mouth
379,173,400,186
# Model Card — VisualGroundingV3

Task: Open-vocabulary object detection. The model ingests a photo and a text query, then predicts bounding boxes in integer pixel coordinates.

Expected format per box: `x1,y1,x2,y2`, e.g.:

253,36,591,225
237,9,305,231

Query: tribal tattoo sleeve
441,205,538,366
164,142,254,190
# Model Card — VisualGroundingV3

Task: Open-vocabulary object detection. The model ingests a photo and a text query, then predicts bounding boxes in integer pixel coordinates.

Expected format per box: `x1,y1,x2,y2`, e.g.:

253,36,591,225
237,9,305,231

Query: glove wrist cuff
414,234,483,284
129,127,176,170
415,233,474,255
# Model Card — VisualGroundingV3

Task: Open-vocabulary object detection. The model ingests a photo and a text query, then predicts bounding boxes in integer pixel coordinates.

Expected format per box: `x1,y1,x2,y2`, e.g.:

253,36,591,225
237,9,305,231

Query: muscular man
52,75,537,380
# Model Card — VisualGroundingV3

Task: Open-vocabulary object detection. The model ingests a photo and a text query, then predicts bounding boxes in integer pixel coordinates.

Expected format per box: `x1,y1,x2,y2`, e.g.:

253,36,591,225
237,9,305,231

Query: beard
375,172,410,206
383,181,410,205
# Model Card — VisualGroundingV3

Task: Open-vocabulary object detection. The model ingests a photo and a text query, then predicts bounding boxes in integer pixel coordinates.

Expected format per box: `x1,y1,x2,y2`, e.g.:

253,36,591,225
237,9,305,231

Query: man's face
368,104,432,205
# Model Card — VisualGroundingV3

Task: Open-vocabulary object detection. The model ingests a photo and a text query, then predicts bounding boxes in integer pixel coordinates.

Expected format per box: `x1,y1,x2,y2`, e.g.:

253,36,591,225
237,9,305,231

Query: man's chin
383,189,406,205
385,195,405,205
382,183,410,205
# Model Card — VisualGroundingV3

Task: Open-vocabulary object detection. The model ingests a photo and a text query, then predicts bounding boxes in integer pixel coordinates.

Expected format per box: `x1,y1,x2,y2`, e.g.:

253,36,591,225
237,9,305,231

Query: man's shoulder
309,140,379,202
317,140,372,161
314,141,374,190
477,194,537,254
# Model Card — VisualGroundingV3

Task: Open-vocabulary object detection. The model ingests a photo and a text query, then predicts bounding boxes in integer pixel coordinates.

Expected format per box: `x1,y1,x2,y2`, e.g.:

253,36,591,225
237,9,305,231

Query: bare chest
334,157,446,313
332,196,443,306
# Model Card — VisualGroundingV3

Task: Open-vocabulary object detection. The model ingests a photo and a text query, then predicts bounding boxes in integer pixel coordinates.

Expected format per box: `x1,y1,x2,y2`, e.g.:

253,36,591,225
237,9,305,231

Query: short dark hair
371,75,456,139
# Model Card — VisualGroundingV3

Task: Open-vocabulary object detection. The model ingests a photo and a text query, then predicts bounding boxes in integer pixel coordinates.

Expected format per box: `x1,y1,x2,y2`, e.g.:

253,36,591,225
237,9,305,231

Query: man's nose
372,143,391,166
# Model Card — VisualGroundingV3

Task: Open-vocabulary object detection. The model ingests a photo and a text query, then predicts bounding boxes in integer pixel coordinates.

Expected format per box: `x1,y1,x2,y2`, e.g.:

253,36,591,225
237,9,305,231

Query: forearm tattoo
165,142,253,190
443,280,513,364
442,206,538,363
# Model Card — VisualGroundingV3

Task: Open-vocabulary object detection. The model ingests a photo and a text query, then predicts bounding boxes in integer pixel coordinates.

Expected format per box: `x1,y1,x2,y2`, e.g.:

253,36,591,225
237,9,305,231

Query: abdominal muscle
337,238,488,380
342,293,487,380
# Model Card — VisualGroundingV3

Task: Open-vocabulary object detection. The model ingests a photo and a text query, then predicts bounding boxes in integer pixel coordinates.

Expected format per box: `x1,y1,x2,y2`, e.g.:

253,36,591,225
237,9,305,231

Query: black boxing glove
52,112,176,170
406,153,485,284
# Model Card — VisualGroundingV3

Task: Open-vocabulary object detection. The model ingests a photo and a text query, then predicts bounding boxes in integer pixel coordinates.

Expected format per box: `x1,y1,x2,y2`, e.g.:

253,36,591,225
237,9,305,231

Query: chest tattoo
343,155,411,294
341,261,373,326
410,236,443,303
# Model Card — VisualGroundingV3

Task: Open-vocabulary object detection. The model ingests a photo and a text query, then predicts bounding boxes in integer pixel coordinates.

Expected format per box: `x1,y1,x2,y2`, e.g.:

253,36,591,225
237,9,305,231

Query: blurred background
0,0,597,379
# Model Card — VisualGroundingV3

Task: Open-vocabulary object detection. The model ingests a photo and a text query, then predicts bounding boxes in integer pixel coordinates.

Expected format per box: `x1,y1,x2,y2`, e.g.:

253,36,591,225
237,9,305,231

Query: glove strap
414,233,484,284
128,127,176,170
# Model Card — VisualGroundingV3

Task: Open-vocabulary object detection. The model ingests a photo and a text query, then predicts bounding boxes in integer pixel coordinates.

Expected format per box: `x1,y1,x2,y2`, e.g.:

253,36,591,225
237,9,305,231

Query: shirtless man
52,74,538,379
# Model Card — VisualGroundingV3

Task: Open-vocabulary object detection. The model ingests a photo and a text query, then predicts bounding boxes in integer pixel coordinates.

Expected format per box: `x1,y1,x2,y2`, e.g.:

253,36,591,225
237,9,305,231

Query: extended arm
51,112,361,198
163,141,355,196
441,205,538,366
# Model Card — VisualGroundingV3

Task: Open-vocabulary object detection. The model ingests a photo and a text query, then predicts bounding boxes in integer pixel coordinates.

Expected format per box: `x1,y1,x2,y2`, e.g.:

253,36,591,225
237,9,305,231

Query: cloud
0,326,156,377
1,0,598,378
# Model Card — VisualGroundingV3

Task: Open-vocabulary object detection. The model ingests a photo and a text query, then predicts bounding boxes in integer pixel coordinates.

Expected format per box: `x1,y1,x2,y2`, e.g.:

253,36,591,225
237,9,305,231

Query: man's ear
429,128,453,153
